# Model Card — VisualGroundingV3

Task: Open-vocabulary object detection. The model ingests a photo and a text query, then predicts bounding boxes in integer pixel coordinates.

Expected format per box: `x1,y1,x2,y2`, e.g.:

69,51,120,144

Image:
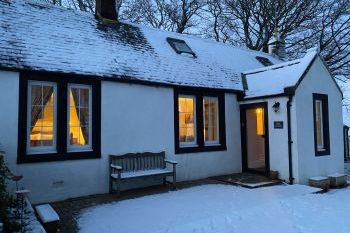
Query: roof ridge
133,21,280,59
243,59,301,75
19,0,281,62
21,0,95,17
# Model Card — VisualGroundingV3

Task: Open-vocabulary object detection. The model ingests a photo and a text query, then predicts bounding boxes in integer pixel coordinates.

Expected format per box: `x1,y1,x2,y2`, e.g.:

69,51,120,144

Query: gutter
287,94,294,184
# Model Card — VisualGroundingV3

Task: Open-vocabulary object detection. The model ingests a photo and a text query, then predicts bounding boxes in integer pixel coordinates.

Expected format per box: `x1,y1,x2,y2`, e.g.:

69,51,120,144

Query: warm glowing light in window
178,96,196,145
203,97,219,143
315,100,324,150
256,108,264,136
68,87,91,147
29,84,55,148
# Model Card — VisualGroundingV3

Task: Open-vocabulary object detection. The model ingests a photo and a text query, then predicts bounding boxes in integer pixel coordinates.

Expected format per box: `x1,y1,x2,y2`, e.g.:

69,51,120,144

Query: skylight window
167,37,196,57
256,56,273,66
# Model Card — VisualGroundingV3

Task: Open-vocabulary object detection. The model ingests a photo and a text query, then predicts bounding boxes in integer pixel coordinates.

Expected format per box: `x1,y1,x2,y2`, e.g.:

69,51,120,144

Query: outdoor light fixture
272,102,280,112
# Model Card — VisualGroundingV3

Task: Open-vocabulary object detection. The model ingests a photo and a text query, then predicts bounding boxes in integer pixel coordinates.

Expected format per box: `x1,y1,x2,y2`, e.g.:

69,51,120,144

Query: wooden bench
109,151,177,194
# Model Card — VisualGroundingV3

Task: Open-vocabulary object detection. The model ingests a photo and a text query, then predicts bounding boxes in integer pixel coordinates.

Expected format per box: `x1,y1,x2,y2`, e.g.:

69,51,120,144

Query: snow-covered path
78,184,350,233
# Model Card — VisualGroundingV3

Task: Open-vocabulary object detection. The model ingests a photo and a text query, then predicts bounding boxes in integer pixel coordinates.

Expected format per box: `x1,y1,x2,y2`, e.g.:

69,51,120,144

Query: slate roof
243,50,318,98
0,0,282,91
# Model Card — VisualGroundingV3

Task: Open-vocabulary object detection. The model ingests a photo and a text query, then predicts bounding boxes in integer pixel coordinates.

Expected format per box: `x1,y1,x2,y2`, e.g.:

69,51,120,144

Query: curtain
30,86,53,131
71,89,89,144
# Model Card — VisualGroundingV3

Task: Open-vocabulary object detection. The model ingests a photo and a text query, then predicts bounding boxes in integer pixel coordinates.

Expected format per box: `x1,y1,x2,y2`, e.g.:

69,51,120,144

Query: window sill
175,144,227,154
17,151,101,164
315,149,330,157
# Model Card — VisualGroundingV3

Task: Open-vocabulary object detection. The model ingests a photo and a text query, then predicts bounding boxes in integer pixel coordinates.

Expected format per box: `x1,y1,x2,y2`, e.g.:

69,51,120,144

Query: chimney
95,0,118,21
268,29,286,60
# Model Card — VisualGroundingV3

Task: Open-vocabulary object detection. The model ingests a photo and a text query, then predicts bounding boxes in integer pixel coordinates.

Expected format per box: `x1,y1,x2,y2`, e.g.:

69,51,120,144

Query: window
313,93,330,156
174,90,226,154
256,56,273,66
178,96,196,146
68,85,92,151
203,97,219,144
256,108,264,136
27,81,57,154
167,37,196,57
315,100,324,149
18,72,101,163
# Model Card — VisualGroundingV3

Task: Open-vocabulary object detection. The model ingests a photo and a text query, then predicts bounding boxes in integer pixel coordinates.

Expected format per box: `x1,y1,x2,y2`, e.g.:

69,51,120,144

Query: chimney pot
268,28,286,60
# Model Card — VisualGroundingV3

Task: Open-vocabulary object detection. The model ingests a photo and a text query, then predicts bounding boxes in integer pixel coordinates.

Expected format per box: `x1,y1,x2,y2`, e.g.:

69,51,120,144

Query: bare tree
201,0,233,42
120,0,206,33
120,0,176,30
287,0,350,77
221,0,318,52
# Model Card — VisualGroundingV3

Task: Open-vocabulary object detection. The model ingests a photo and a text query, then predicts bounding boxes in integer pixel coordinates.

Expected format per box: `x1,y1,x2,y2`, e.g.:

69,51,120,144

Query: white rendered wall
293,57,344,183
240,97,290,182
0,75,242,203
103,83,242,181
0,71,20,185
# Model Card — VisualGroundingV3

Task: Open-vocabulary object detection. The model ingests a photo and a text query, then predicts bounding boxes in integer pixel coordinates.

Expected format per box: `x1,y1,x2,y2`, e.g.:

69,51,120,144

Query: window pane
29,83,55,149
68,86,91,148
256,108,264,136
80,89,89,107
178,96,195,144
316,100,324,149
31,85,42,105
203,97,218,143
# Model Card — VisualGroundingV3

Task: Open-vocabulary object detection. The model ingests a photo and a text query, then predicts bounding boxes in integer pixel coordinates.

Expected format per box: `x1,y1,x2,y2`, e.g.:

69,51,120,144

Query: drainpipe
287,95,294,184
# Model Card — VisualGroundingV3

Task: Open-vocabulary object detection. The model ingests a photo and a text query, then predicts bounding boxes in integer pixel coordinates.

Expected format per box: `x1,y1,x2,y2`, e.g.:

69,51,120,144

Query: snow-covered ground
78,184,350,233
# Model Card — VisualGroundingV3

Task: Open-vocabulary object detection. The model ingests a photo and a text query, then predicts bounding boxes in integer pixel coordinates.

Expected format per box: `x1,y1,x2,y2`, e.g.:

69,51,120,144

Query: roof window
256,56,273,66
167,37,196,57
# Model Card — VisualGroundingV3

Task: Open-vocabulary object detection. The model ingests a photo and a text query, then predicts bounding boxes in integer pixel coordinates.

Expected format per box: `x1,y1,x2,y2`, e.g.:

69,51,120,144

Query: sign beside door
274,121,284,129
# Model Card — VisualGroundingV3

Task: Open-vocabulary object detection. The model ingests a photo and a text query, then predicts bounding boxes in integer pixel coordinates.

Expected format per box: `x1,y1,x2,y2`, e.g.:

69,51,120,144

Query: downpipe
287,95,295,184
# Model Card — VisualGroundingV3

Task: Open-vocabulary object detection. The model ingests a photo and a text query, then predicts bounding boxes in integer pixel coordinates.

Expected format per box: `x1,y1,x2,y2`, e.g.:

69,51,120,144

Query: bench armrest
110,164,123,170
165,160,178,165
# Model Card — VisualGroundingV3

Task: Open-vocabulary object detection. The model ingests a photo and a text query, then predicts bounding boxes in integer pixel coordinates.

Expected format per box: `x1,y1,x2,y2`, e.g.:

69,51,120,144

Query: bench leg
163,177,166,186
172,172,176,190
172,176,176,190
116,178,121,196
109,177,113,194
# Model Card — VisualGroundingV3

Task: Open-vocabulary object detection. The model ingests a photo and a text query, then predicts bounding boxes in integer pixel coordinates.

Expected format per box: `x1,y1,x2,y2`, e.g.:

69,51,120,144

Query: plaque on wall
274,121,284,129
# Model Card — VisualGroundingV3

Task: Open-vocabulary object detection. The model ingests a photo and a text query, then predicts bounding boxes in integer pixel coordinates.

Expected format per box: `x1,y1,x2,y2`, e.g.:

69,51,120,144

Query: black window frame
174,89,226,154
166,37,196,58
17,71,101,163
255,56,273,66
312,93,330,156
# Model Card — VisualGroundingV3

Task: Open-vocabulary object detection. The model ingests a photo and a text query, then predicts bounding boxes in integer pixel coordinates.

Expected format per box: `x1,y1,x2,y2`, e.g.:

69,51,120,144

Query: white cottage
0,0,344,203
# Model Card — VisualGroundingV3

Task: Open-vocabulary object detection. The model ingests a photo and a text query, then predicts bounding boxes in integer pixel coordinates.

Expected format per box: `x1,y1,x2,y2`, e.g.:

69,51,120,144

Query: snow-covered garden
78,184,350,233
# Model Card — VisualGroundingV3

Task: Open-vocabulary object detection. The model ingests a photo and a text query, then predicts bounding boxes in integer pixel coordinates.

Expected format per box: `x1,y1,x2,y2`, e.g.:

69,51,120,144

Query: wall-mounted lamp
272,102,280,112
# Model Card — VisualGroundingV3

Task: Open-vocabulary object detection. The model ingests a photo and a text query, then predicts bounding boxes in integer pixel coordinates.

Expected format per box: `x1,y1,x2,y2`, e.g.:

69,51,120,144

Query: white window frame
67,84,93,152
179,95,197,148
26,81,57,154
203,96,220,146
315,99,325,151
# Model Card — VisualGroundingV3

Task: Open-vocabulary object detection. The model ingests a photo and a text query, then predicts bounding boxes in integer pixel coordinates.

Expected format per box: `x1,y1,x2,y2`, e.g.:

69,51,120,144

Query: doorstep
212,173,282,188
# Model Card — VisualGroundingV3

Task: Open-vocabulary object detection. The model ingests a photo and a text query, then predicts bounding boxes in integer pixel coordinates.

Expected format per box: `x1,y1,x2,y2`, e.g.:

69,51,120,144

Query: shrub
0,153,20,232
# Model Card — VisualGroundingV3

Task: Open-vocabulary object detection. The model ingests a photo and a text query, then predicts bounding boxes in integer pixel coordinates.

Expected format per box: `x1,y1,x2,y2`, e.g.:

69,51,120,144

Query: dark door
240,102,270,174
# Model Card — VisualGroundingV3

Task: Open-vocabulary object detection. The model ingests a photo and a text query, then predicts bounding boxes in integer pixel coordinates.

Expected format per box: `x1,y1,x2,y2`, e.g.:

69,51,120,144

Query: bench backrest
110,152,166,172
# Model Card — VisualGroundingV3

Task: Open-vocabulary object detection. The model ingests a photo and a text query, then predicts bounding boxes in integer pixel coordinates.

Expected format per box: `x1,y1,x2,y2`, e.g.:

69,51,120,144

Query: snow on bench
109,151,177,195
111,169,174,179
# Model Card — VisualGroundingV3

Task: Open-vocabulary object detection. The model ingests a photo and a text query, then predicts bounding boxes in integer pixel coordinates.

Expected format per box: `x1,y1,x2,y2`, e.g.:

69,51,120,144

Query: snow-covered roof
243,49,318,98
0,0,282,91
